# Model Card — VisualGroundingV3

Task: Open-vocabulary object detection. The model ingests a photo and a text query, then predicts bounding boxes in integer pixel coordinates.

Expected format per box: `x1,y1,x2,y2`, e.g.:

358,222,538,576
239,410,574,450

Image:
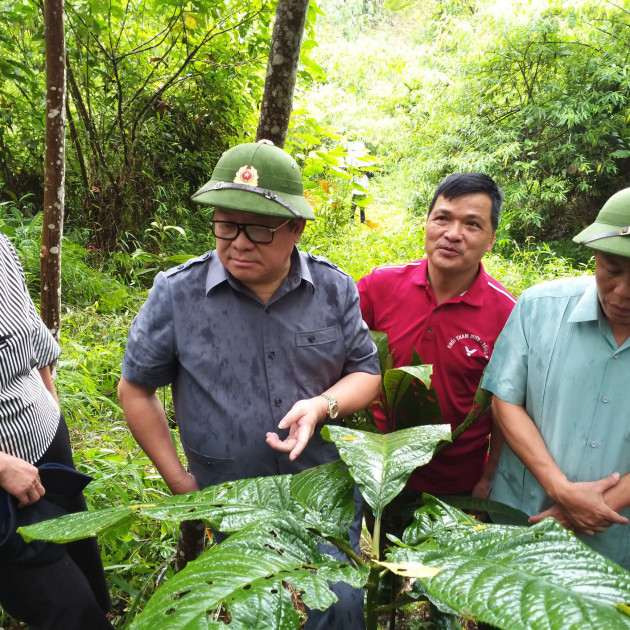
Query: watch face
329,401,339,419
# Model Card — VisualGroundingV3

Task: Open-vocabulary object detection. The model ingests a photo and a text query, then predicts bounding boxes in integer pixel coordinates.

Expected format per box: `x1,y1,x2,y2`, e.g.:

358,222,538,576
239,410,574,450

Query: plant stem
372,513,382,560
365,562,382,630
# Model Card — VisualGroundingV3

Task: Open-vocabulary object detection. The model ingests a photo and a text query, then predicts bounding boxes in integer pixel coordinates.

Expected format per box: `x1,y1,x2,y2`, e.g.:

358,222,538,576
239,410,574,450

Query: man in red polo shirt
358,173,515,519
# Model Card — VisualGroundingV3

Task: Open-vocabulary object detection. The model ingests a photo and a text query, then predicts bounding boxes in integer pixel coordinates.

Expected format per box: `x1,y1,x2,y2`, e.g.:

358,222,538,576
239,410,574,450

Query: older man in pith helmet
483,187,630,569
118,140,381,628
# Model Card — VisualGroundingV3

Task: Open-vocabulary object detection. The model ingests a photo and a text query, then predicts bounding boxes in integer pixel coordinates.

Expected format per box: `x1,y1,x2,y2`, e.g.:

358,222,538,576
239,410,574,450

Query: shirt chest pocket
295,325,341,347
293,325,344,394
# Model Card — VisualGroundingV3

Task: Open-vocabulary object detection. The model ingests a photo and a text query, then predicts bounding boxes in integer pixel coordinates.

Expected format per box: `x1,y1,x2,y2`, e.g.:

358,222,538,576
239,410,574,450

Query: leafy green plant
20,424,630,630
131,214,195,281
20,346,630,629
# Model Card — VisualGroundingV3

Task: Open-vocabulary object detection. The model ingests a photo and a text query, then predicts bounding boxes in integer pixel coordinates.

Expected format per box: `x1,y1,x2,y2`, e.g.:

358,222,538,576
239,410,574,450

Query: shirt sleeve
31,312,61,367
481,292,531,405
122,271,178,388
341,274,380,376
1,234,61,367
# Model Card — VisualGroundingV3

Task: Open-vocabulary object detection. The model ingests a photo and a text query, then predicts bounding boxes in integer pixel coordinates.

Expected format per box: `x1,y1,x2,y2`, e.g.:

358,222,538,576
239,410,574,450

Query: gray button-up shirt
122,248,379,487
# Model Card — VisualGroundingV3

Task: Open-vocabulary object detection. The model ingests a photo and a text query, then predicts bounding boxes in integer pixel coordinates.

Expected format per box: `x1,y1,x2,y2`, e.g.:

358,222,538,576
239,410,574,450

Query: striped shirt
0,234,60,463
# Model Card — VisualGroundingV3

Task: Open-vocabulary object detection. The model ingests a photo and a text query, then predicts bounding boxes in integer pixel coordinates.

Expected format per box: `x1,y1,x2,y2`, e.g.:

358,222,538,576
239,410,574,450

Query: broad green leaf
322,425,451,517
402,494,478,545
20,471,360,548
384,363,441,430
389,518,630,629
369,329,391,375
20,476,296,543
130,514,368,630
141,476,295,534
290,460,355,544
431,494,530,528
19,506,135,543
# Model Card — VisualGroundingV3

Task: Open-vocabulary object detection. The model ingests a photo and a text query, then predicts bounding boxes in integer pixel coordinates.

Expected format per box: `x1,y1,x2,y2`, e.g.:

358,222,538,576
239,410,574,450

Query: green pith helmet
573,188,630,258
191,141,315,220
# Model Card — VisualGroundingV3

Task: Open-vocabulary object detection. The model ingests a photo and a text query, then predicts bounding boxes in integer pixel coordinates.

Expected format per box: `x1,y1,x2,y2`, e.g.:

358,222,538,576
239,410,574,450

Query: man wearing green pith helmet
483,187,630,569
118,141,381,627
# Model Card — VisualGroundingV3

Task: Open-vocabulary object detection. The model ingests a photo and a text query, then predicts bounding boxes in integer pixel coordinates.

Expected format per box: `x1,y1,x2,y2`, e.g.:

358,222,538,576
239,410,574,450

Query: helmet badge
234,165,259,187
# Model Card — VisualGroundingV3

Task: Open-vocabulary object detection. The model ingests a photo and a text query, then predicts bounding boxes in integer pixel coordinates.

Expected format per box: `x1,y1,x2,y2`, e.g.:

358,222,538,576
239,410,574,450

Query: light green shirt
483,275,630,570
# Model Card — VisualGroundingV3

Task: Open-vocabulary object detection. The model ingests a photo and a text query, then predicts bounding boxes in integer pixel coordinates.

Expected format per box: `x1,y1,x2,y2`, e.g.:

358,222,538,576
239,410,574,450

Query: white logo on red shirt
446,333,489,359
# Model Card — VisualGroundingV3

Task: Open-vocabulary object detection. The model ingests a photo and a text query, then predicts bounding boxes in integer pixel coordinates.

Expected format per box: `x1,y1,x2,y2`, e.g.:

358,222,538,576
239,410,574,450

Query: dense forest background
1,0,630,626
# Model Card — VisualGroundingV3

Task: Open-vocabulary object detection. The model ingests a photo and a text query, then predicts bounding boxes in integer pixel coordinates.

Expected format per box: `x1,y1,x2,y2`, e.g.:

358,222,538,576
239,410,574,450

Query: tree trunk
255,0,310,148
41,0,66,342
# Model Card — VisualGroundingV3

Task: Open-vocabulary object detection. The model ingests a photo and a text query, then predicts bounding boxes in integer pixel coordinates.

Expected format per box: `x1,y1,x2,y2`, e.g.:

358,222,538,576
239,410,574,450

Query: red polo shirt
357,259,515,494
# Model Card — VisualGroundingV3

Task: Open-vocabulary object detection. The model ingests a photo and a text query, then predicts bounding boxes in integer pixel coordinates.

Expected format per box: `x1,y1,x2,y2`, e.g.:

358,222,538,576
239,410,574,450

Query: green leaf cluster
20,424,630,629
0,0,276,248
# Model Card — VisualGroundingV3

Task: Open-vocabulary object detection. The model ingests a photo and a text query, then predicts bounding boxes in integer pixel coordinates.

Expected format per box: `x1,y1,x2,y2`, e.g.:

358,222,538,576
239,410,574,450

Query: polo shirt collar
567,277,599,323
414,258,488,307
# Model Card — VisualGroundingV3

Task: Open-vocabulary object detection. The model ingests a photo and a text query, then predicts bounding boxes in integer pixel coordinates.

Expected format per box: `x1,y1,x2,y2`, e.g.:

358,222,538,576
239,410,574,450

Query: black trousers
0,415,113,630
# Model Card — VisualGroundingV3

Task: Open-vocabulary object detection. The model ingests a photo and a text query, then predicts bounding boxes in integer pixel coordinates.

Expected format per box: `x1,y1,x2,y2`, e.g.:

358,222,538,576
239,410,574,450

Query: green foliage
0,0,276,249
0,202,132,309
20,427,630,630
327,425,450,521
390,498,630,629
306,0,630,249
407,0,630,240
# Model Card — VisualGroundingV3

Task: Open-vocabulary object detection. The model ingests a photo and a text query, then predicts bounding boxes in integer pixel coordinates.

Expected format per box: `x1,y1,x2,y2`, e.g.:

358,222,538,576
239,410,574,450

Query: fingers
266,432,293,453
17,477,45,508
598,472,621,492
277,408,298,431
286,430,309,461
266,431,307,461
602,507,629,526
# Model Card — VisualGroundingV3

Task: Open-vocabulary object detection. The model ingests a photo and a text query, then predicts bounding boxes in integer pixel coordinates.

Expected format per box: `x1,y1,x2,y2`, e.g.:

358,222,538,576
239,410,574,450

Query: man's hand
529,503,575,531
545,473,629,535
266,397,328,461
0,452,45,507
468,477,492,522
471,477,491,501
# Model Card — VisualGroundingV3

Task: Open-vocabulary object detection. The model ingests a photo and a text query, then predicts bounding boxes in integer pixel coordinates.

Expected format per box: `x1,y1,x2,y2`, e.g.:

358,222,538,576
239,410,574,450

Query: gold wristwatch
319,394,339,420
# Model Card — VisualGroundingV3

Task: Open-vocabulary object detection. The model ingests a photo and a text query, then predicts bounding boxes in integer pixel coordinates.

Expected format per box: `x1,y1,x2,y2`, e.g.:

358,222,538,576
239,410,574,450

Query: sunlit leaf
322,425,451,517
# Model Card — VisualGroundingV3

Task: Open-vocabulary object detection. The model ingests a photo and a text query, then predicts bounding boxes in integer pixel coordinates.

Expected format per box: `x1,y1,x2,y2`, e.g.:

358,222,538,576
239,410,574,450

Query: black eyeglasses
209,219,291,244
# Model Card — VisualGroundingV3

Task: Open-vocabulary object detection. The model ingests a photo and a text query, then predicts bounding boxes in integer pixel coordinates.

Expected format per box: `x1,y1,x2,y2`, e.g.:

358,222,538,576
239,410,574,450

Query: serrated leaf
322,425,451,517
290,460,355,543
389,518,630,629
142,476,295,534
20,476,295,543
402,494,479,545
130,515,368,630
